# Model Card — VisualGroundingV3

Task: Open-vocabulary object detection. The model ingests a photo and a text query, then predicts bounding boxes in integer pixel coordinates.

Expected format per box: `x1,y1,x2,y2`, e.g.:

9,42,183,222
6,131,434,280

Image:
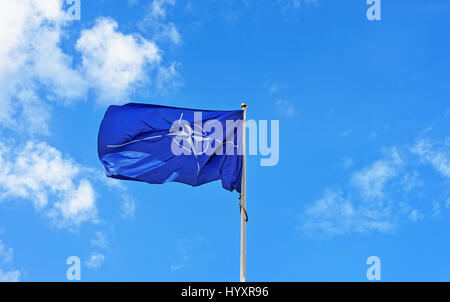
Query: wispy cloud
149,0,175,19
279,0,318,10
120,196,136,219
411,138,450,178
351,148,403,200
277,0,319,15
86,252,105,270
0,239,14,264
337,157,354,170
409,209,424,222
0,140,98,229
339,129,353,138
179,0,319,29
170,235,207,271
400,171,423,192
170,263,186,271
0,269,20,282
264,81,284,93
0,238,20,282
298,133,450,236
138,0,181,45
300,189,395,236
90,232,109,250
275,99,296,118
300,148,404,236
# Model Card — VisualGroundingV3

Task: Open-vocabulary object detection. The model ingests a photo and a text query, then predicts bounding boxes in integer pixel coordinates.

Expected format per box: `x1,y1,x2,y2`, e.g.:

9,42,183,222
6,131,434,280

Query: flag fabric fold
98,103,243,193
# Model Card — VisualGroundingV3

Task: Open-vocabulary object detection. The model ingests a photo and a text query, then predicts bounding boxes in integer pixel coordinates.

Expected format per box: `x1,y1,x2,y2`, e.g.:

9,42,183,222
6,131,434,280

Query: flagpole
240,102,247,282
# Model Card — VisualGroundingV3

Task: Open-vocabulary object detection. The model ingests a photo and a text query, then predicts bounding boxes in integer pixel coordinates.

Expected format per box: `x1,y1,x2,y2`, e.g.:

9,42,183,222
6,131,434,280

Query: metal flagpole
240,102,248,282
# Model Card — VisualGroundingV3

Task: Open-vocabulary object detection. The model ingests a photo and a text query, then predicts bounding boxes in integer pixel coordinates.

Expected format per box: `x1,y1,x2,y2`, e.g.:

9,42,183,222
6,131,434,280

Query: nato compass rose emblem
167,113,218,174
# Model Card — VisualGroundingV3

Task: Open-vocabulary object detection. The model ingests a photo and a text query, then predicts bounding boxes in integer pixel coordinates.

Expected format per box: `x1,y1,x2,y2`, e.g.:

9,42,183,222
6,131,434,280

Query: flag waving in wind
98,103,244,192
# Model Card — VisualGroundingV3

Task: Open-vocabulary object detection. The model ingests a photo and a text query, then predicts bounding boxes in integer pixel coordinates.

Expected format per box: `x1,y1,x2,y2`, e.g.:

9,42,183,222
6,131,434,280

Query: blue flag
98,103,244,193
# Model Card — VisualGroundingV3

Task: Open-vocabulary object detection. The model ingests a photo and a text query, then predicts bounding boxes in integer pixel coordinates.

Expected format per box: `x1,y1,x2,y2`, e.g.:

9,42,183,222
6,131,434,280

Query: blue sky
0,0,449,281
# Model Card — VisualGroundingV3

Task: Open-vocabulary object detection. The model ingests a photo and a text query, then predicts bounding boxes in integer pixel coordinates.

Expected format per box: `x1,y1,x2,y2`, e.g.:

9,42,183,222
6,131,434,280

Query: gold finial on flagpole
241,102,248,109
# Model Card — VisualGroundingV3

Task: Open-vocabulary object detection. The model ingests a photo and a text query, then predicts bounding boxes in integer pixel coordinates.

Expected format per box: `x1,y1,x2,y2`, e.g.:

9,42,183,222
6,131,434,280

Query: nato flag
98,103,244,193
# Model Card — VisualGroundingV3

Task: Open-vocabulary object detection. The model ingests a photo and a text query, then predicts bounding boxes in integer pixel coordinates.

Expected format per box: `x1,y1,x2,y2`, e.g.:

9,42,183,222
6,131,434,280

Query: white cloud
76,18,161,104
0,0,173,230
120,196,136,219
90,232,109,249
263,81,284,93
94,175,135,220
431,201,441,218
290,0,301,8
275,99,296,118
409,209,423,222
268,85,279,93
300,190,395,236
299,149,405,236
339,129,352,138
0,238,20,282
0,269,20,282
170,264,186,271
155,62,182,95
0,0,86,134
139,0,181,45
338,157,354,170
0,239,14,264
170,235,206,271
127,0,139,6
150,0,175,20
278,0,319,12
50,179,97,227
156,22,181,45
400,171,423,192
0,141,98,228
0,0,180,134
29,25,87,101
86,252,105,270
412,138,450,178
351,148,403,200
299,134,450,236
